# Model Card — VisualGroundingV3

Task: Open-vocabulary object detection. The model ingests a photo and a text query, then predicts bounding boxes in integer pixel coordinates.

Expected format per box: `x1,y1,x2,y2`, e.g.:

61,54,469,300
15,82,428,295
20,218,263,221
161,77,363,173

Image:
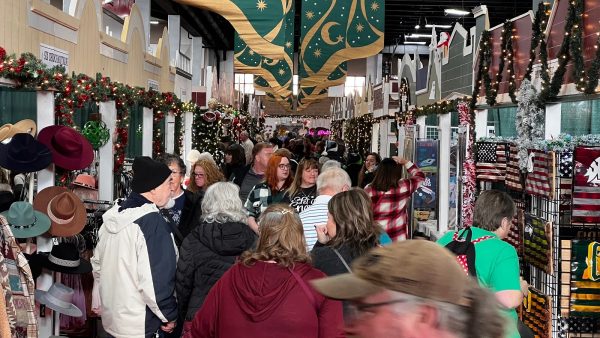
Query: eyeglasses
278,164,291,170
193,173,205,177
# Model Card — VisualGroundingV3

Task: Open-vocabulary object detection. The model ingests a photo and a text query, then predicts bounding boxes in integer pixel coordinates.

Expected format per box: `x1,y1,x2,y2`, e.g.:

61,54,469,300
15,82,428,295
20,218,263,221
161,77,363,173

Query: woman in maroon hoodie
190,203,345,338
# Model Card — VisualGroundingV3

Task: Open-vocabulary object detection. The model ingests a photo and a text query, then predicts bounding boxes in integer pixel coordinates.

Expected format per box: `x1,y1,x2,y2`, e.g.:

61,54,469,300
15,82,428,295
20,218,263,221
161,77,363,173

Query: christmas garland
570,0,585,92
585,34,600,94
480,32,494,106
488,21,515,106
505,22,518,103
344,114,374,159
330,120,344,140
458,101,476,227
516,79,545,171
0,46,186,172
471,30,491,113
525,2,550,80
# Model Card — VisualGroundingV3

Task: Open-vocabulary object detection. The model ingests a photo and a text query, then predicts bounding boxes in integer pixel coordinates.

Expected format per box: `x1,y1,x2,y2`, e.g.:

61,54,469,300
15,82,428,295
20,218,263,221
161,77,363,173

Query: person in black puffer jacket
176,182,257,337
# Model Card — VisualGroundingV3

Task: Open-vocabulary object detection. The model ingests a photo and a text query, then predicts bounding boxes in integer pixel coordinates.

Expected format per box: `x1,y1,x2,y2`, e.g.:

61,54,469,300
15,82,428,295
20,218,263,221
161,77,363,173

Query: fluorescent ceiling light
444,8,470,16
150,20,160,25
404,41,426,45
425,24,452,29
406,34,433,38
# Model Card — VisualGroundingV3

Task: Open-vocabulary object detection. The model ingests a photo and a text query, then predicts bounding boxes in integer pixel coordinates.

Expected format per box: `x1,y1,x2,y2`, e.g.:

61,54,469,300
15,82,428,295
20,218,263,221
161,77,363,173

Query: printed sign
415,139,438,173
40,44,69,71
148,79,159,91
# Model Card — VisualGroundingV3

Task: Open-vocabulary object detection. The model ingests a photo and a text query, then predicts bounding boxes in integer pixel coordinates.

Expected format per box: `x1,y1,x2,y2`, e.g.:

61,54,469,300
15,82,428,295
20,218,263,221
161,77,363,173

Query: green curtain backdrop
126,104,143,158
487,106,517,137
72,101,99,130
561,100,600,136
0,87,37,123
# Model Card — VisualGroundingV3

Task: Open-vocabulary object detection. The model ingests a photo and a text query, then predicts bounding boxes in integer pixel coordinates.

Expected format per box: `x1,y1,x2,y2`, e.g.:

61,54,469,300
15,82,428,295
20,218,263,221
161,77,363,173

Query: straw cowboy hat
33,186,86,237
0,133,53,172
0,119,37,142
38,126,94,170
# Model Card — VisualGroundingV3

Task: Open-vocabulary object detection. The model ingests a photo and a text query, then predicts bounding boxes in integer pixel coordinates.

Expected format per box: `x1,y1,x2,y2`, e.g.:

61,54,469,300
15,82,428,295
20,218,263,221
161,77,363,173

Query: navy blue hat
0,133,52,172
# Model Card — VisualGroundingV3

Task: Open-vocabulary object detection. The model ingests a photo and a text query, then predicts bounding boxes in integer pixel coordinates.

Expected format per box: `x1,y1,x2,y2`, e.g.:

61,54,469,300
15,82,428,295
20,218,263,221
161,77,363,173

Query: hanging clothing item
0,288,11,338
0,215,38,337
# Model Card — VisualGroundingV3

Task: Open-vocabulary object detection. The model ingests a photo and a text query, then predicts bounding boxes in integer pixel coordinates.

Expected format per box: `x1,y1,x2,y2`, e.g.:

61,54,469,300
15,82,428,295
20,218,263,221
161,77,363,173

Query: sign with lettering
148,79,159,91
40,44,69,71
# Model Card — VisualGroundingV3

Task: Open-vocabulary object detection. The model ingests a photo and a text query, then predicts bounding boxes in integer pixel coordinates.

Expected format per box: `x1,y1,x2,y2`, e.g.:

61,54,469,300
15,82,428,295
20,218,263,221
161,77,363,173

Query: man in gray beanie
92,156,178,337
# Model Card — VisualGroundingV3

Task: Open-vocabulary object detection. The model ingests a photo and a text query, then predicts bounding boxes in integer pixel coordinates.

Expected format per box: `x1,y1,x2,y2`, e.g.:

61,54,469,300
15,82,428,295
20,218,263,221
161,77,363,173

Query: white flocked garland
516,79,545,171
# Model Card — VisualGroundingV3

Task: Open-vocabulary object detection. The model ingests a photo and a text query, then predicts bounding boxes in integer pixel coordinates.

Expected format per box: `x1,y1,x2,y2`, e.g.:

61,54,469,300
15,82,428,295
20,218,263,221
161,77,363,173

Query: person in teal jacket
437,190,527,338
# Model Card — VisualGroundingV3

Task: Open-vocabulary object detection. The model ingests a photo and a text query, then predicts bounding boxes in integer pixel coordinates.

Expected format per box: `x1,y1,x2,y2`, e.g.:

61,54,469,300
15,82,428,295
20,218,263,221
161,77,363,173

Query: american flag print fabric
504,208,523,255
476,142,507,182
559,151,574,178
506,144,523,191
572,147,600,224
525,150,555,199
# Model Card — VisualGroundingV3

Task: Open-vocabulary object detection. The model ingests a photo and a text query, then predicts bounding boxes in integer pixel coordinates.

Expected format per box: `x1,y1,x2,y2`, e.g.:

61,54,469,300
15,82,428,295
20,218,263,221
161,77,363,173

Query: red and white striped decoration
572,146,600,224
506,144,523,191
476,143,508,182
525,150,555,199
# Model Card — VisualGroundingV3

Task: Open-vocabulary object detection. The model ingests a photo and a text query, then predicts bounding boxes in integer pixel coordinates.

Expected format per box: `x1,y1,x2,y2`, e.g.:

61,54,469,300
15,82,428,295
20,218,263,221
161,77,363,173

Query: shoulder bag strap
332,248,352,273
289,268,319,313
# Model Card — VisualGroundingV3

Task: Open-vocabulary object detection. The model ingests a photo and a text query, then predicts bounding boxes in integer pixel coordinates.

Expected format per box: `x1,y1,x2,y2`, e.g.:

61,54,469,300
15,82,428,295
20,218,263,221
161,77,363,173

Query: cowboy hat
0,133,53,172
1,201,51,238
0,119,37,142
38,126,94,170
39,242,92,274
35,282,83,317
33,186,86,237
71,174,97,190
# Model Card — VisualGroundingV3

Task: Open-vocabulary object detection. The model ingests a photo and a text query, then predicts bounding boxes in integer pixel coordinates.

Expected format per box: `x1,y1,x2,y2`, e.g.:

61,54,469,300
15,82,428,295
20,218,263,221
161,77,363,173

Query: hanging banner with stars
176,0,292,59
299,0,384,83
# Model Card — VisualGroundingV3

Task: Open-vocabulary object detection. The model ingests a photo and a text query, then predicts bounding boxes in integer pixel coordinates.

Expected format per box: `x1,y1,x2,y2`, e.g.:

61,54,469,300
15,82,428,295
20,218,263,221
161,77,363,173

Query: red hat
38,126,94,170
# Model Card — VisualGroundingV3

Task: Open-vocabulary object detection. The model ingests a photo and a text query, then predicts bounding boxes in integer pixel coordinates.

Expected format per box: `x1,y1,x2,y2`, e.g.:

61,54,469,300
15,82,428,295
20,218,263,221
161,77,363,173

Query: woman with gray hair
176,182,257,337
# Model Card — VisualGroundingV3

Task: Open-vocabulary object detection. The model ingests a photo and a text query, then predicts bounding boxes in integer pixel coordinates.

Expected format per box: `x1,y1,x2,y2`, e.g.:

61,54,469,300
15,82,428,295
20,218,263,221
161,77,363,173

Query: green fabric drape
126,105,143,158
72,101,99,130
425,114,439,126
562,100,592,136
0,87,37,123
488,107,517,137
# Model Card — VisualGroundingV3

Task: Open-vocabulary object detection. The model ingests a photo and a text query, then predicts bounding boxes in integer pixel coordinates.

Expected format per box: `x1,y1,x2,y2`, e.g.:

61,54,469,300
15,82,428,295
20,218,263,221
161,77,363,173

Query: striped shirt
299,195,332,251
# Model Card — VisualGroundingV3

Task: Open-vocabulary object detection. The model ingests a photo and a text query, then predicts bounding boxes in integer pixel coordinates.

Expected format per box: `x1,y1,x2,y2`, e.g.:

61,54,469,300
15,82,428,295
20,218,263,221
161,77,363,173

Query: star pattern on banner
306,11,314,19
256,0,267,11
285,41,292,48
559,151,574,178
371,2,379,11
356,23,364,32
336,35,344,42
314,49,322,58
278,69,285,75
249,50,255,55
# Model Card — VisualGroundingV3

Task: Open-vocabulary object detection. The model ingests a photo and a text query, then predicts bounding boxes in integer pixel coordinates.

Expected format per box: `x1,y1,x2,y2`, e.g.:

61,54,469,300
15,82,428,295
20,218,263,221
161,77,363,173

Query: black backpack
444,227,493,278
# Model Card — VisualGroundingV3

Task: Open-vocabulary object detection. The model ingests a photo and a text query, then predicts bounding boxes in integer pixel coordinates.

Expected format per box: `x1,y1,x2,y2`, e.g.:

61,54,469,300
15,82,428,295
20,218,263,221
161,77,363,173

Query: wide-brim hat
71,174,97,190
0,119,37,142
38,126,94,170
203,111,217,123
0,133,53,172
1,201,51,238
35,282,83,317
33,186,86,237
39,242,92,274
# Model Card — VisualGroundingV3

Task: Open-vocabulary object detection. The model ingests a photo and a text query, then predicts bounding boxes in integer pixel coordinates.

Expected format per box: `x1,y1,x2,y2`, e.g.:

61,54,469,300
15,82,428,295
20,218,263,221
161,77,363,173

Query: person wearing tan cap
311,240,506,338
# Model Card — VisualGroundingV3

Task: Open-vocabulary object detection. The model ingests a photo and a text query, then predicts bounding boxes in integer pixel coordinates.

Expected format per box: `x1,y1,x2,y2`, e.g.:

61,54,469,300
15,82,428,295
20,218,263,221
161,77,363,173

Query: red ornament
0,47,5,61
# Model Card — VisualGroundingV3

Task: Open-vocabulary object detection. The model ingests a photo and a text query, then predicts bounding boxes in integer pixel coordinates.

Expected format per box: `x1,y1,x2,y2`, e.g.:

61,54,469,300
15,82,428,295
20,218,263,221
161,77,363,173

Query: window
234,73,255,95
344,76,365,96
561,100,600,135
487,107,518,137
425,114,439,140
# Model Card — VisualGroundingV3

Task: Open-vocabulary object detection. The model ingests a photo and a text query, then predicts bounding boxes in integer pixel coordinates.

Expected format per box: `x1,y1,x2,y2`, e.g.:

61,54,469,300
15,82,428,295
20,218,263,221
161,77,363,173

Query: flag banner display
523,213,553,274
475,142,507,182
522,287,552,338
525,149,555,199
177,0,292,59
572,146,600,224
570,240,600,317
504,208,524,256
505,144,523,191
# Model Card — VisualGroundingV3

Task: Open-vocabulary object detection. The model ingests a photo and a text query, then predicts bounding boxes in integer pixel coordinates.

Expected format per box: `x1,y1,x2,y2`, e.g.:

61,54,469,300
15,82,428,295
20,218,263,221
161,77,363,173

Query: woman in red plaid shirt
364,156,425,241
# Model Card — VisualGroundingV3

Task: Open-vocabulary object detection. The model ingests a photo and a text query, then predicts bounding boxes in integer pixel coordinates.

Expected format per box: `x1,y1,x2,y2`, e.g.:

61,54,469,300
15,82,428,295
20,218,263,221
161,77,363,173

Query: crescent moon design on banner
321,22,342,45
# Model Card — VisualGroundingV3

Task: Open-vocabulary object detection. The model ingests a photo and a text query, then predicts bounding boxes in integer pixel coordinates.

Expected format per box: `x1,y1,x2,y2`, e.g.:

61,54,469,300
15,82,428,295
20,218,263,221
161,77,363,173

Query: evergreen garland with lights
505,22,518,103
585,33,600,94
570,0,585,92
344,114,374,159
330,120,344,140
481,32,494,106
191,107,223,163
471,31,490,113
525,2,550,80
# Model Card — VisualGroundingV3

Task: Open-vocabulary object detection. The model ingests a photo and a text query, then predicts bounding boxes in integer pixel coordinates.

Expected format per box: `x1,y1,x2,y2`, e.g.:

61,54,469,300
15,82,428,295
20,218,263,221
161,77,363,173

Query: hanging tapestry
570,240,600,317
504,208,524,256
557,151,573,215
523,287,552,338
559,150,574,178
506,144,523,191
572,147,600,224
475,142,507,182
523,213,553,274
525,149,555,199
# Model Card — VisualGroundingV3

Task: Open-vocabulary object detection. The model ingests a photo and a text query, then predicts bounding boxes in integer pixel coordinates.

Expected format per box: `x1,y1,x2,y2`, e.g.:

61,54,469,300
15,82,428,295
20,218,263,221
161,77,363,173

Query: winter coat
91,193,178,338
190,261,345,338
176,219,256,321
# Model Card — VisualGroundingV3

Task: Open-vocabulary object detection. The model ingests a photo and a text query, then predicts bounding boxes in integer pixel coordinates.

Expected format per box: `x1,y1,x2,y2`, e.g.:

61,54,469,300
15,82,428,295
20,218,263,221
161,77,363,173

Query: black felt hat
131,156,172,193
41,242,92,274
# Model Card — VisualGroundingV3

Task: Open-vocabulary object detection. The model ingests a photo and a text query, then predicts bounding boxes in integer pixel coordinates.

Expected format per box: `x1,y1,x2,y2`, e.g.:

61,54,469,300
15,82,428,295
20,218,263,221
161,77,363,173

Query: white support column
437,113,451,235
184,111,193,165
99,101,116,201
168,15,181,67
192,36,204,87
36,91,56,338
142,107,153,156
416,116,427,139
474,109,488,140
166,112,175,153
371,122,380,153
545,103,561,139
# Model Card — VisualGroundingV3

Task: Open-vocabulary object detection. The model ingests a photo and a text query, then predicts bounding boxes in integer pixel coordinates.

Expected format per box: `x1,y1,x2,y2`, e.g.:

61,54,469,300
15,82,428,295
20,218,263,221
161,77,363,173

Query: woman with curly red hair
245,155,293,233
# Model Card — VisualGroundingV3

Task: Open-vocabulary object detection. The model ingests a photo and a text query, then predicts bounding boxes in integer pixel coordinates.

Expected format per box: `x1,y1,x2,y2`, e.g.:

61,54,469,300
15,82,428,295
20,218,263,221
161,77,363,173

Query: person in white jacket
92,156,178,337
